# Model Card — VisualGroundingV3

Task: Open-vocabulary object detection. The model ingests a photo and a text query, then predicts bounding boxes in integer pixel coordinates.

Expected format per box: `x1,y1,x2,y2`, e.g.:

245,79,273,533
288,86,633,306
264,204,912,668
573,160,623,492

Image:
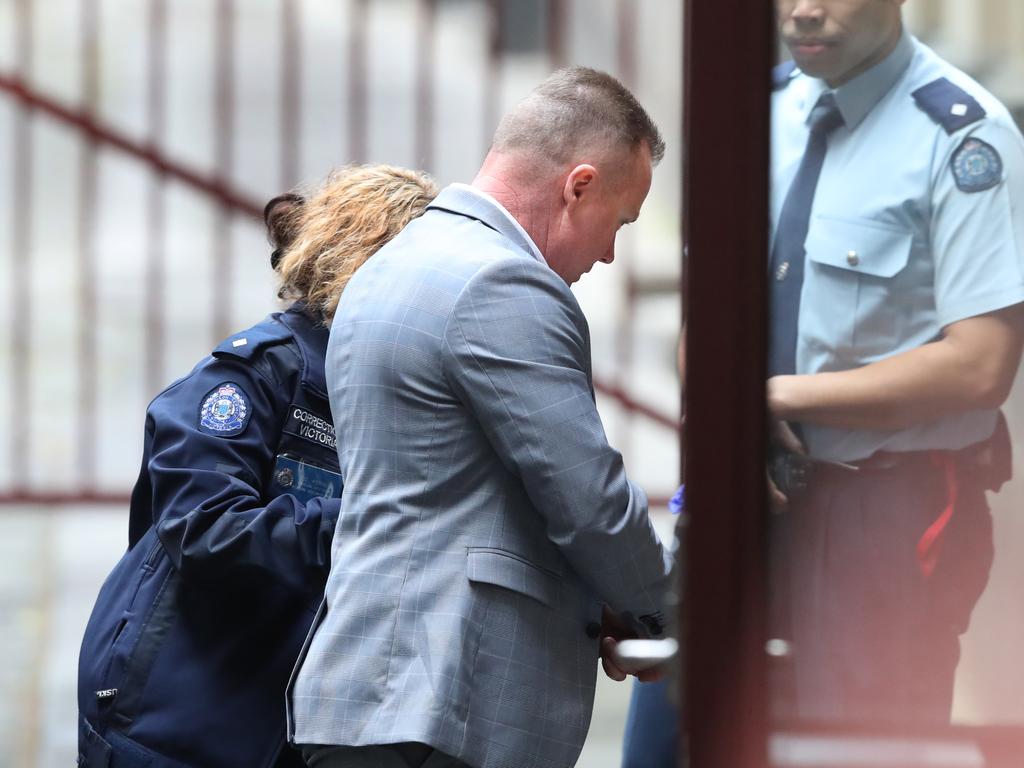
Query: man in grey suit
288,67,674,768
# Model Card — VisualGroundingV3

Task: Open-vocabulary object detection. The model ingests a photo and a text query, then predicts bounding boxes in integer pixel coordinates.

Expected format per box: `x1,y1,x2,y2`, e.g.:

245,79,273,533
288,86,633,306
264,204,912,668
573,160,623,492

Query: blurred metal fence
0,0,683,505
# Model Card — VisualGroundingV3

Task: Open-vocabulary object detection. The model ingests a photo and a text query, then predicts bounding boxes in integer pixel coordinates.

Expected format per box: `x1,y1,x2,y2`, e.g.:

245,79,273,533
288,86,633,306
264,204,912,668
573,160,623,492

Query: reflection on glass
768,0,1024,726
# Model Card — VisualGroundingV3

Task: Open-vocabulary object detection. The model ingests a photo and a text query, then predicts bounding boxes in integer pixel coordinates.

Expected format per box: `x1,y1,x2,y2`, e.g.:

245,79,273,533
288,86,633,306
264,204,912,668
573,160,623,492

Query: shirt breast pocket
803,215,914,360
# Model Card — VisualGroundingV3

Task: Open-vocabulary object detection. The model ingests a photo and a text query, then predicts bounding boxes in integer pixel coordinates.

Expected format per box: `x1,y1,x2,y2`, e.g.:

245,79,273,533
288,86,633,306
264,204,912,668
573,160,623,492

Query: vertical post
936,0,987,71
146,0,167,397
683,0,772,765
987,0,1024,110
901,0,931,37
415,0,436,171
616,0,637,96
547,0,566,70
10,0,34,493
280,0,301,188
614,0,638,460
1003,1,1024,103
348,0,368,163
77,0,100,493
483,0,502,152
212,0,235,342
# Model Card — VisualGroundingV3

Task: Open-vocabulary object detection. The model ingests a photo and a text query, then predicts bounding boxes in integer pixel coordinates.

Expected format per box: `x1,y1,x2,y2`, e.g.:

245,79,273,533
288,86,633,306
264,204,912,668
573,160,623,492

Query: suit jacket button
585,622,601,639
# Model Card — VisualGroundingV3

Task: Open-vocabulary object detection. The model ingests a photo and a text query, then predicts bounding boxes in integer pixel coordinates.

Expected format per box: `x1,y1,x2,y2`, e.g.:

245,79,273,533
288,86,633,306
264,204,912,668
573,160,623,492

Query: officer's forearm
768,310,1024,430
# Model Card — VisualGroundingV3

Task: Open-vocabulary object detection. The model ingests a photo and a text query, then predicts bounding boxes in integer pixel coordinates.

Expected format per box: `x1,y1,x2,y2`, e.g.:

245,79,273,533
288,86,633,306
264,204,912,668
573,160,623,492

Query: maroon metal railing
0,75,265,218
0,0,679,507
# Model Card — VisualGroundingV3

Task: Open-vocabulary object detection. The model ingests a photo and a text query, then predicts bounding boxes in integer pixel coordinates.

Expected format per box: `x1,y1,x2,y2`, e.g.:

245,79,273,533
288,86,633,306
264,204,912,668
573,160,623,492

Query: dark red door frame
682,0,773,766
679,5,1024,767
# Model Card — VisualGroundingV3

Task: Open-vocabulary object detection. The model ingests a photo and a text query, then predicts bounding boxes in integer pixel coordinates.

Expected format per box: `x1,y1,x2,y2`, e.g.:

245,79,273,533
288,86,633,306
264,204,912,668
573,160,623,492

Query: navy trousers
772,455,994,723
301,743,470,768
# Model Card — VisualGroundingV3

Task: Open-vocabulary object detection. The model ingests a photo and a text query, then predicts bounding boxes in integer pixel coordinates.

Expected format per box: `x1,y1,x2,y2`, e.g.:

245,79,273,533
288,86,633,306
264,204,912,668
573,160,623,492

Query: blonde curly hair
271,164,438,321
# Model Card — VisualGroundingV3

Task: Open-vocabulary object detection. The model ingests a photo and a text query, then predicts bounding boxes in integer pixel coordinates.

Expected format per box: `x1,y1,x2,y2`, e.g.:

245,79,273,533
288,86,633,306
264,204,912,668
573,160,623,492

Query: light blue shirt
772,30,1024,462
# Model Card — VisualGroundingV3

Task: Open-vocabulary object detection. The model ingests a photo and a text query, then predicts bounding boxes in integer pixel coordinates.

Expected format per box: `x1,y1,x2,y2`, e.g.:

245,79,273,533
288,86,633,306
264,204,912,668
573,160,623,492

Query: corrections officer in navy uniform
769,0,1024,722
77,166,437,768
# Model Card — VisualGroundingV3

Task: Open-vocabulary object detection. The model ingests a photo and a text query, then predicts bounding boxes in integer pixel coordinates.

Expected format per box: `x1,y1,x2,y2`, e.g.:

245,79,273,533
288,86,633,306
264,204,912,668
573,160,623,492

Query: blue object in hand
668,484,685,516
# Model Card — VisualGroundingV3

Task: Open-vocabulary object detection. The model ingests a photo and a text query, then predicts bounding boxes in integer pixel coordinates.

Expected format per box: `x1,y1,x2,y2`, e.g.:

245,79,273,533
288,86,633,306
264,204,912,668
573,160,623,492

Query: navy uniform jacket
78,304,342,768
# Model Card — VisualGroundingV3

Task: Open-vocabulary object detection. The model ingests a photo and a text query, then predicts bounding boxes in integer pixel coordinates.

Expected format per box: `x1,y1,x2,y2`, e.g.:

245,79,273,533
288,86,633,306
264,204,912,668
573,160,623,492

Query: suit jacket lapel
427,185,540,262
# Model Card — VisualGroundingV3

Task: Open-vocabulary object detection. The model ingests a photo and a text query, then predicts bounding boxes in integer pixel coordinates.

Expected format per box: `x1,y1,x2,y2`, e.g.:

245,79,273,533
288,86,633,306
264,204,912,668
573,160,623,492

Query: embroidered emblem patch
199,383,251,436
951,137,1003,193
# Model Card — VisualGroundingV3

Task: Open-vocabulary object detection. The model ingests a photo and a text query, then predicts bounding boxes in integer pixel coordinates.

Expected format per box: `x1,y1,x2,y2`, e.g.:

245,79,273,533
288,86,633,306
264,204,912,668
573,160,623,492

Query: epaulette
912,77,986,135
212,317,293,361
773,60,797,91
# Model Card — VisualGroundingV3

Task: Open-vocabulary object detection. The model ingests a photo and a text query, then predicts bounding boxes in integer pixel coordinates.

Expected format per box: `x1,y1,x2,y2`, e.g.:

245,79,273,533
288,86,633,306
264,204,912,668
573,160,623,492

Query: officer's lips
787,38,834,58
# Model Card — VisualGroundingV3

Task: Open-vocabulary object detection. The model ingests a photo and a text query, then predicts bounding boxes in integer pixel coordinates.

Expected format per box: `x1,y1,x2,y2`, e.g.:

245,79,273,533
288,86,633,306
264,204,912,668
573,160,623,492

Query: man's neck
826,21,904,88
472,152,556,255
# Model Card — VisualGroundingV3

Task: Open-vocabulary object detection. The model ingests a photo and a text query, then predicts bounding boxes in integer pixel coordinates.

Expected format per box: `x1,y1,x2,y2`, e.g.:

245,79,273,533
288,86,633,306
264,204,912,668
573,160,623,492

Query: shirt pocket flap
466,548,561,608
806,216,913,278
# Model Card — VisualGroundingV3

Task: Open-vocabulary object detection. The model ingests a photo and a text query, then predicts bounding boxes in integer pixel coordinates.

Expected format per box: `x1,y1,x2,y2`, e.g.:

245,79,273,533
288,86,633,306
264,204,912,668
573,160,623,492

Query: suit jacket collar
427,184,546,265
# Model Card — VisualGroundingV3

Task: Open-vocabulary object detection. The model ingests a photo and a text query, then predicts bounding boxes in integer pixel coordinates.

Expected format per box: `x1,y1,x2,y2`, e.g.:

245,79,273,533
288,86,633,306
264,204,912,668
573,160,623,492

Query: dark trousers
770,455,994,723
301,743,472,768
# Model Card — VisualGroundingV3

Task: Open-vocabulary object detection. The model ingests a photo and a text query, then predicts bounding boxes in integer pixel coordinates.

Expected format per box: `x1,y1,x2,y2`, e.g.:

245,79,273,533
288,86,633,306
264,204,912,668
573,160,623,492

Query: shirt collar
449,183,547,265
804,27,915,131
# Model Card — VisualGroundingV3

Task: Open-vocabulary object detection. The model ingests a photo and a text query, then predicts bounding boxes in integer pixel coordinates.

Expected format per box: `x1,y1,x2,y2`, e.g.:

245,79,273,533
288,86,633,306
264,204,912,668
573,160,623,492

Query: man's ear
562,164,598,206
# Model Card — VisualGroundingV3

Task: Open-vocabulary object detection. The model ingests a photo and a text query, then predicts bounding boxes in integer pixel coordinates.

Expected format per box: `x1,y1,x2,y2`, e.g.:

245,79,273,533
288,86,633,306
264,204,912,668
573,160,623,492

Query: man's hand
601,637,667,683
598,605,667,683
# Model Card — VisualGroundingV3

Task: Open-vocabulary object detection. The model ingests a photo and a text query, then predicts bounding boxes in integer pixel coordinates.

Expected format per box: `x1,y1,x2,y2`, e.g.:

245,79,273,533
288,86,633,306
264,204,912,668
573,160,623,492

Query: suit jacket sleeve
441,256,674,633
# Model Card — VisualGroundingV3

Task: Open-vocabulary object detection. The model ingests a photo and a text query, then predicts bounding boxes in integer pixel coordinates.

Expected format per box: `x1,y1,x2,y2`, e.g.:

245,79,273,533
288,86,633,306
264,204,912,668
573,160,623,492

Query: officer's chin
788,50,841,82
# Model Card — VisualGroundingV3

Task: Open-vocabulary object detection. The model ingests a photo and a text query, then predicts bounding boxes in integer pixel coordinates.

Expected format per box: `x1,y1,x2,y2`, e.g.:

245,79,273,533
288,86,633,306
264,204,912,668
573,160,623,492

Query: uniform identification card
271,454,342,503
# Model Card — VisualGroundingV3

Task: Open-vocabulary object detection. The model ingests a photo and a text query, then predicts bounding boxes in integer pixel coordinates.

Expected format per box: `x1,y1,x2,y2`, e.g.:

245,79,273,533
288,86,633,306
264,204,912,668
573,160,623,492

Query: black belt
771,429,1011,502
771,412,1012,499
769,449,938,501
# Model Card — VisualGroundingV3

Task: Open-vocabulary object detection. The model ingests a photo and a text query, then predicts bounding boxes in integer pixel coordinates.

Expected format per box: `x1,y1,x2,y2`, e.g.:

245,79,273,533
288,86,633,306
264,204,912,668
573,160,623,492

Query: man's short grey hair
492,66,665,167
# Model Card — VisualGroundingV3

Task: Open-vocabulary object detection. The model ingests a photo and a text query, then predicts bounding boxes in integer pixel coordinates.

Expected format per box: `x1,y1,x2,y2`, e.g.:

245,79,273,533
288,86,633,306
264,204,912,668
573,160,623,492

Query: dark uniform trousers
772,452,994,723
302,743,473,768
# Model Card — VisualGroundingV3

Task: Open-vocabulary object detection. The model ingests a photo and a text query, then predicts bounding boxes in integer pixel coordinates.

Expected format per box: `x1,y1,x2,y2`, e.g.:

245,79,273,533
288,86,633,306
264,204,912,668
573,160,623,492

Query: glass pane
768,0,1024,730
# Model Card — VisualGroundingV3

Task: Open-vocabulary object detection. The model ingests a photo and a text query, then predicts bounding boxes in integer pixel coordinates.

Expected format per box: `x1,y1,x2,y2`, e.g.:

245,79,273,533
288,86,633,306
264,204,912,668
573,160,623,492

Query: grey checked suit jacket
288,186,674,768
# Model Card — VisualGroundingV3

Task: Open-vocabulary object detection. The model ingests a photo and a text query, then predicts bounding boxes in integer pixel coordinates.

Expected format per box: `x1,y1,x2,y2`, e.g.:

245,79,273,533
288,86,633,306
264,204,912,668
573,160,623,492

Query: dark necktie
769,92,844,377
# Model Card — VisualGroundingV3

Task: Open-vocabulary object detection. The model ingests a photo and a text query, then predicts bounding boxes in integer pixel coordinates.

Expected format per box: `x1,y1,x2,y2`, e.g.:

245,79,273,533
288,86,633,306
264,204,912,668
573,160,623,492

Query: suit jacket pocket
466,547,561,608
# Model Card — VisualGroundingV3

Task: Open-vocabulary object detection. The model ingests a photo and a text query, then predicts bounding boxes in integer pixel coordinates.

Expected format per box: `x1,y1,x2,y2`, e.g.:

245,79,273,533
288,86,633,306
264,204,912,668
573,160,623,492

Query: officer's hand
773,419,805,455
768,420,804,512
767,470,788,512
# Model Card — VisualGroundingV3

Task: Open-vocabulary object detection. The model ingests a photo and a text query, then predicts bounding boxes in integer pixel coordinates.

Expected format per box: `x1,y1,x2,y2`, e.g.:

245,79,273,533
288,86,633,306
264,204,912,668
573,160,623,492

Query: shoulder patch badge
199,382,251,436
951,137,1003,193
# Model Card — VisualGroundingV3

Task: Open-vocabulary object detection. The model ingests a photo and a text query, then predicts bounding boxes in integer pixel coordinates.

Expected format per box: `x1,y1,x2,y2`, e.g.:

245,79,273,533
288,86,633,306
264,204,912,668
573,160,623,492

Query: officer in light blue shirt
768,0,1024,723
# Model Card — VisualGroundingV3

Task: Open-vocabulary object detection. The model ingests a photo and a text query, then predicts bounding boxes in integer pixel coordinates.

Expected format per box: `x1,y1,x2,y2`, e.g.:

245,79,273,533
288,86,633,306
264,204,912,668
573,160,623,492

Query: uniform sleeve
932,119,1024,327
147,357,339,594
440,257,674,635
